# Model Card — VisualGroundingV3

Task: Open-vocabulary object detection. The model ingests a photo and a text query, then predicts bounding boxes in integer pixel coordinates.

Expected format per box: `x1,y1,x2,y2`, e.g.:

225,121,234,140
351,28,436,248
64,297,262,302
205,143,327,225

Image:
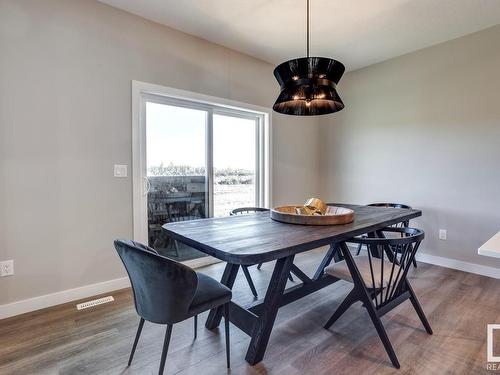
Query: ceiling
99,0,500,71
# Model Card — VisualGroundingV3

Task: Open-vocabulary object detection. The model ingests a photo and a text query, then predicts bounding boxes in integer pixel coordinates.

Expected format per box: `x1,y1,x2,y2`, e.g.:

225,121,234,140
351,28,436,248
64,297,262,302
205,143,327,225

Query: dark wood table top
163,204,421,265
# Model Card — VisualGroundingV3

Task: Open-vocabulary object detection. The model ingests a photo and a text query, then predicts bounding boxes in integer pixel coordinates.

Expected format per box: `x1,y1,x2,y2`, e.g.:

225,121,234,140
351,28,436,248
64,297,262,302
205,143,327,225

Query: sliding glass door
145,101,209,262
134,89,269,266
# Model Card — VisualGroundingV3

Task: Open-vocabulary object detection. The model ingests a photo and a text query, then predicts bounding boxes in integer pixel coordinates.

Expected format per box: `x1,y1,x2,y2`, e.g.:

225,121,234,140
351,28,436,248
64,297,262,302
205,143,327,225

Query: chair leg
173,241,179,257
356,243,363,256
223,303,231,368
364,300,400,369
324,289,359,329
412,257,418,268
406,282,433,334
242,265,258,298
128,318,145,366
158,324,173,375
194,315,197,339
288,273,294,282
257,263,263,270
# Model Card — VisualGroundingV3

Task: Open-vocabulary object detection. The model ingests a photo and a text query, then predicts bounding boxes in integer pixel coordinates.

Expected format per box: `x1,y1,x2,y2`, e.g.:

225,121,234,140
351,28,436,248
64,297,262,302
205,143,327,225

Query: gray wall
319,25,500,268
0,0,320,305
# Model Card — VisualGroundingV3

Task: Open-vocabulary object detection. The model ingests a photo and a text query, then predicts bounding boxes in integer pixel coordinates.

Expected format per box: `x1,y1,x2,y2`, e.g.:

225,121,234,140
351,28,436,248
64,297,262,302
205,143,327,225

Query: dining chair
114,240,232,374
324,227,432,369
357,203,417,267
229,207,293,298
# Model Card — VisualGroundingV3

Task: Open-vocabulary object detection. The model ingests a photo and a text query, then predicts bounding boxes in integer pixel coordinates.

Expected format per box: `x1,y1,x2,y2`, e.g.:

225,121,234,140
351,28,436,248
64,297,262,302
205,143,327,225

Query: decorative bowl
270,205,354,226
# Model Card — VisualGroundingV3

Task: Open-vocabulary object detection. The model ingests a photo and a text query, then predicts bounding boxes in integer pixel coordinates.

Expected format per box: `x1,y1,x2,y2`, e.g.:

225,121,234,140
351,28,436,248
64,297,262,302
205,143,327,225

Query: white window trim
131,80,273,256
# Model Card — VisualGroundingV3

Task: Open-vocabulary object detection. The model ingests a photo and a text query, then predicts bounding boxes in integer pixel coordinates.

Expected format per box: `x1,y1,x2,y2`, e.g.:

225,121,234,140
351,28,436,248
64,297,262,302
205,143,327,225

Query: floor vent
76,296,115,311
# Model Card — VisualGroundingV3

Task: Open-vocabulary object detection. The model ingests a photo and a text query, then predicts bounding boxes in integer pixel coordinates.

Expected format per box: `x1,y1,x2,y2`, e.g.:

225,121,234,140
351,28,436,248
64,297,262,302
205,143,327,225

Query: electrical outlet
439,229,447,240
0,260,14,277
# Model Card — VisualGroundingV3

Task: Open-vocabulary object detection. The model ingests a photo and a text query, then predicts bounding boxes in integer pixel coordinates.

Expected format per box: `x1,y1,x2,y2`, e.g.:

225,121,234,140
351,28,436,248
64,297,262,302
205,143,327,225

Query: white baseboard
416,252,500,279
350,243,500,279
0,277,130,320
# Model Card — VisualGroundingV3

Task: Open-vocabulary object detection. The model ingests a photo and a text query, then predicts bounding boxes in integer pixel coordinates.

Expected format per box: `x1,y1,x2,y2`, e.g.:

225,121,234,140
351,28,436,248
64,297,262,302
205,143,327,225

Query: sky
146,102,256,172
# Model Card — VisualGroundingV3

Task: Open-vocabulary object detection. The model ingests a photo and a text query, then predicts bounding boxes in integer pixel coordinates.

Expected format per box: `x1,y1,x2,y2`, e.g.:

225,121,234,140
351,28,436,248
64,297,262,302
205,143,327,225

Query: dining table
163,203,422,365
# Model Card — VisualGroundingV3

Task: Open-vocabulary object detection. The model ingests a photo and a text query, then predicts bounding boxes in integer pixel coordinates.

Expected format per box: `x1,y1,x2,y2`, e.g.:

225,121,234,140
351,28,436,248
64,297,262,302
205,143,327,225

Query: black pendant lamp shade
273,57,345,116
273,0,345,116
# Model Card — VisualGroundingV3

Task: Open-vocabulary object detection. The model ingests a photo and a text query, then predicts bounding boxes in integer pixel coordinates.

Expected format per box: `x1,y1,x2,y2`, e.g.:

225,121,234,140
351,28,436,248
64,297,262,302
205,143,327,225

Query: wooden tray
271,205,354,226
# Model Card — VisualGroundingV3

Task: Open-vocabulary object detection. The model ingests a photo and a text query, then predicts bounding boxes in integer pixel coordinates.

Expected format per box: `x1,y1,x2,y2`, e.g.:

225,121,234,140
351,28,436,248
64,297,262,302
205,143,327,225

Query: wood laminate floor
1,248,499,374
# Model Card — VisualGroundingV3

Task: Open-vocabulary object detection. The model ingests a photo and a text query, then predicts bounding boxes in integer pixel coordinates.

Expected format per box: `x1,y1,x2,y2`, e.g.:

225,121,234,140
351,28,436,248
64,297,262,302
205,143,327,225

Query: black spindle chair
114,240,232,374
229,207,293,298
324,227,432,369
357,203,417,267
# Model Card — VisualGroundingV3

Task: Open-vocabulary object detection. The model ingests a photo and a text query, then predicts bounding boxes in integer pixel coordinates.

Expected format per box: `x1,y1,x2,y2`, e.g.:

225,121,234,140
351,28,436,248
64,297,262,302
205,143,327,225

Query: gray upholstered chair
114,240,231,374
324,227,432,368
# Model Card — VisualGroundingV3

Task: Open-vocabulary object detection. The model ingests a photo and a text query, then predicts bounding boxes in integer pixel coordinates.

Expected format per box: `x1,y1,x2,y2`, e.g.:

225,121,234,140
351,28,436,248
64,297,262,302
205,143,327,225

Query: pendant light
273,0,345,116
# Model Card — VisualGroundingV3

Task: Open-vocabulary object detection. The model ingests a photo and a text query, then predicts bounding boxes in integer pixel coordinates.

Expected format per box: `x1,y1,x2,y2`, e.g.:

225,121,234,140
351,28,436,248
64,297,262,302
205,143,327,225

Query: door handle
143,176,151,196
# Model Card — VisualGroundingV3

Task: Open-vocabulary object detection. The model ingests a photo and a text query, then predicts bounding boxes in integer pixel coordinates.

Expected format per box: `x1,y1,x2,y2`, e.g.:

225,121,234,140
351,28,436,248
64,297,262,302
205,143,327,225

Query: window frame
132,81,272,251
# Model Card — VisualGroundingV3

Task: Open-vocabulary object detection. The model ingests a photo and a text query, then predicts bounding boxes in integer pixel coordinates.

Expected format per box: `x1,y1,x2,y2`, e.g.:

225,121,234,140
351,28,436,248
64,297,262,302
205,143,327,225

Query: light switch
439,229,447,240
114,164,128,178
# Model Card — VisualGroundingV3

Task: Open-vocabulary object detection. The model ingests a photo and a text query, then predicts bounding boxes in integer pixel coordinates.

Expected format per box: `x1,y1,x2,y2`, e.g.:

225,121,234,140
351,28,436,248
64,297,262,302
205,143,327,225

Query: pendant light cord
306,0,310,58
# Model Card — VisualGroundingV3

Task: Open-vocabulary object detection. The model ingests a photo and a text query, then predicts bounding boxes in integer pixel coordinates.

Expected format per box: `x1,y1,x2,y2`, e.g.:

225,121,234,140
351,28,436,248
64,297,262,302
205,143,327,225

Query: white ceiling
99,0,500,71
